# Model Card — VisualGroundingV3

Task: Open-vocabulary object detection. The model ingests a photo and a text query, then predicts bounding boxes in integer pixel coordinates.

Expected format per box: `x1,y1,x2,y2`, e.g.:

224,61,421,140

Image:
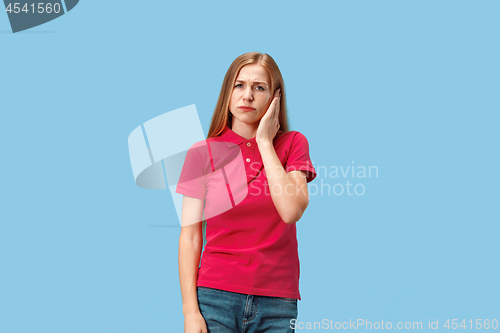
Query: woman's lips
238,106,256,111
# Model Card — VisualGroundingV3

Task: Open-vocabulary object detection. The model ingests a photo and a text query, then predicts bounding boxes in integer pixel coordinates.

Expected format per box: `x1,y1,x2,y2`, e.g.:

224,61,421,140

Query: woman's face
229,64,272,127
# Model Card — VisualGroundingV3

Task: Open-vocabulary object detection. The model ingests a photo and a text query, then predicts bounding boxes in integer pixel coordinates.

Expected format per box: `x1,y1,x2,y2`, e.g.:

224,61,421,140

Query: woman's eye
235,84,243,88
255,86,265,91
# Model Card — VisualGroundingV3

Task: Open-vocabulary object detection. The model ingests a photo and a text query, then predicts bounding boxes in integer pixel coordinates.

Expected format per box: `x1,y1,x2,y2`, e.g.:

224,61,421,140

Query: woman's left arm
256,89,309,224
258,141,309,224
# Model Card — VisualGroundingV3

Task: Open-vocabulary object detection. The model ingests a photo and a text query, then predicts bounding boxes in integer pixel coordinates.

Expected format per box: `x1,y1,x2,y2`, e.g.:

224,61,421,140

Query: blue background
1,1,499,332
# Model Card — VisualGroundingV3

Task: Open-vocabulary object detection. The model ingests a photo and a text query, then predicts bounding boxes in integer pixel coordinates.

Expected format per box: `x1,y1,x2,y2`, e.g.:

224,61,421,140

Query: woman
176,52,317,333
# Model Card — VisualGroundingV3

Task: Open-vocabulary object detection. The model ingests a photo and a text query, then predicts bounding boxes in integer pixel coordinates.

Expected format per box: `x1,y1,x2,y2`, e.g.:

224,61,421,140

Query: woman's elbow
281,200,309,224
282,205,307,224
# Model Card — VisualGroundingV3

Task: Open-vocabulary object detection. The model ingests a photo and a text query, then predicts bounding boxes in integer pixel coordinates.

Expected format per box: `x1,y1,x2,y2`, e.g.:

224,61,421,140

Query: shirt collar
220,126,257,148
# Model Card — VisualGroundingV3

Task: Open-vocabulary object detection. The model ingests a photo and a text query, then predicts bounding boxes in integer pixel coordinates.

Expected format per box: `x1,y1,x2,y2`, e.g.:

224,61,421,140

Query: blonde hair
200,52,290,257
207,52,290,138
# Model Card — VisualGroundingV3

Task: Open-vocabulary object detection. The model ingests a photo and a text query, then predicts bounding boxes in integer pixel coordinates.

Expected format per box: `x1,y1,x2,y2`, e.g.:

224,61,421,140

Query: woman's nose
243,88,253,101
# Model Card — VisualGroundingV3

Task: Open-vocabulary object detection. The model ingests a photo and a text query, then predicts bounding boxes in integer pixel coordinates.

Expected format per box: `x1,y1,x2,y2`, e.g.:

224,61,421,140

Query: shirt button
246,158,250,162
247,142,251,147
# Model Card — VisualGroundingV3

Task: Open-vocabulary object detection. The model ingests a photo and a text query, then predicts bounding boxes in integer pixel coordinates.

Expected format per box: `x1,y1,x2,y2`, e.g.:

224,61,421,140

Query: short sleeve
285,131,317,183
175,142,209,201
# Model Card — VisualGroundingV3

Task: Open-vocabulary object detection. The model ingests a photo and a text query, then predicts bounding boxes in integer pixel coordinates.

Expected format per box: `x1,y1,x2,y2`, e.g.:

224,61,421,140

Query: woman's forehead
236,64,270,84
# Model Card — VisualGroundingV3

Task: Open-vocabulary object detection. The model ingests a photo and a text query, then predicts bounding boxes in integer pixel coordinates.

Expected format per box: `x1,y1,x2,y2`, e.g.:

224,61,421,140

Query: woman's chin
234,115,261,126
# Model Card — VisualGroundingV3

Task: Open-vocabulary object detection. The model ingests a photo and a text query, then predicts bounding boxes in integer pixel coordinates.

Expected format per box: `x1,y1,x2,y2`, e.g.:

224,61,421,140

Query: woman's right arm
178,195,207,333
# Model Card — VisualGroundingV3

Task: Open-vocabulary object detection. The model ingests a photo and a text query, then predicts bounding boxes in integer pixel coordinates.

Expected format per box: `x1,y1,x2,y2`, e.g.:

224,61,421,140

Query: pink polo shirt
175,125,317,300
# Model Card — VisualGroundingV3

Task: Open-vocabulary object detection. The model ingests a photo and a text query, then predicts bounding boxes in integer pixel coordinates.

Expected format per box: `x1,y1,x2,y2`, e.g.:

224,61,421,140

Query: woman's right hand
184,311,208,333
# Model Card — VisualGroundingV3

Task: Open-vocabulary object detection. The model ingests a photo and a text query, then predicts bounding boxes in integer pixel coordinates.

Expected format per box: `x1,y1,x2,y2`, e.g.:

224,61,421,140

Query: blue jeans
197,286,298,333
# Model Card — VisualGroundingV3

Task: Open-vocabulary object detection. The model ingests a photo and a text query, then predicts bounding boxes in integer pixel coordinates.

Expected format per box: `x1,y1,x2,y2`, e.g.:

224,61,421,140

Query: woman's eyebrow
235,79,268,86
